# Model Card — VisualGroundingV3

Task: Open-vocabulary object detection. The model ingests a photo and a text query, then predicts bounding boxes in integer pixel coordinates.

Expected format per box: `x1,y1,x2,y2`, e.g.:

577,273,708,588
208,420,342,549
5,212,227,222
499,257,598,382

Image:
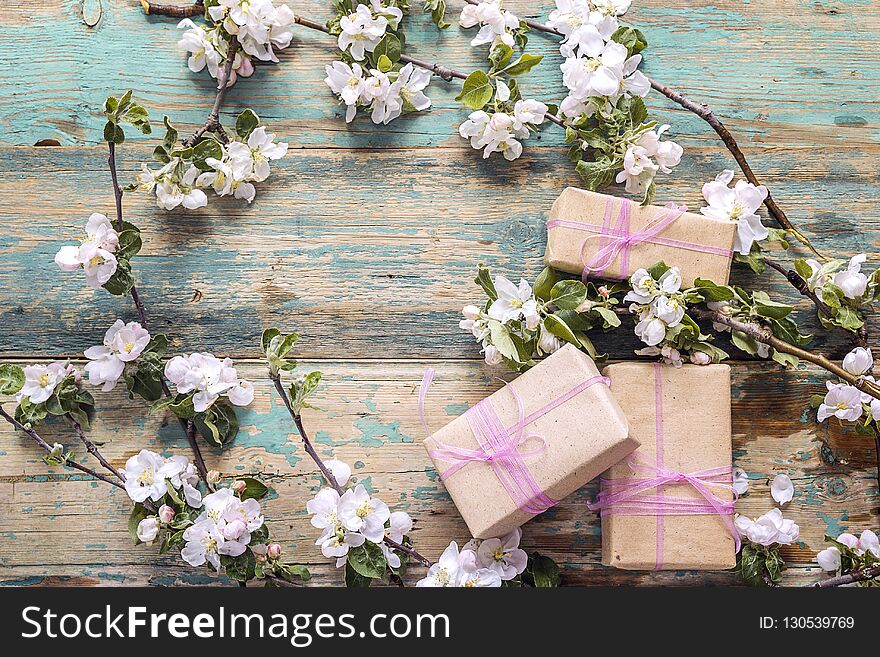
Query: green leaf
0,364,25,396
345,560,374,587
550,280,587,310
15,397,48,426
456,71,494,110
738,544,765,587
194,401,239,448
347,542,388,579
235,109,260,138
236,477,269,501
191,137,224,170
128,503,151,545
373,33,401,64
731,330,760,357
290,371,322,414
162,116,179,149
523,552,561,587
261,328,281,353
117,225,142,260
594,306,621,328
543,313,579,346
221,549,257,582
693,278,734,302
475,267,498,302
765,546,784,583
499,53,543,76
488,42,513,72
752,292,793,320
102,259,135,296
103,122,125,145
423,0,449,29
576,158,618,191
279,563,311,583
376,54,393,73
611,26,648,57
533,267,561,302
770,349,799,368
733,250,766,274
646,261,671,281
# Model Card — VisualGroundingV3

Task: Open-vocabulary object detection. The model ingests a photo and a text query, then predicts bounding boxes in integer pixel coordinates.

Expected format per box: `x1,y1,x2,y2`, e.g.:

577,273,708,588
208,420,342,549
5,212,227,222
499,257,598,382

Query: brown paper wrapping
423,344,639,539
599,362,736,570
545,187,737,288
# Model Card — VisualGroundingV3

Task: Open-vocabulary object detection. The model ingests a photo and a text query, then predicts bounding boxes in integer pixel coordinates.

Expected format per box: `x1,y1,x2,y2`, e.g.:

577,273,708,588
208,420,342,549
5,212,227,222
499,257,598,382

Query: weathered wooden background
0,0,878,586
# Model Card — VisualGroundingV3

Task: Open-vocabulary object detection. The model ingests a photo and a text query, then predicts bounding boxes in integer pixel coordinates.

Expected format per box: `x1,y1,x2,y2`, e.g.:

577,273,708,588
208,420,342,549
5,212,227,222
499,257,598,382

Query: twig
66,413,126,482
268,372,431,568
694,309,880,401
140,0,202,19
813,564,880,587
0,405,126,491
183,36,238,147
183,416,209,482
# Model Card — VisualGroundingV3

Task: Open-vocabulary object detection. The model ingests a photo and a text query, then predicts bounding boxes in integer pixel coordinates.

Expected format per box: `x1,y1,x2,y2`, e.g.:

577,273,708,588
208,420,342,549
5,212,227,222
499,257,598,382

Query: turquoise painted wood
0,0,878,586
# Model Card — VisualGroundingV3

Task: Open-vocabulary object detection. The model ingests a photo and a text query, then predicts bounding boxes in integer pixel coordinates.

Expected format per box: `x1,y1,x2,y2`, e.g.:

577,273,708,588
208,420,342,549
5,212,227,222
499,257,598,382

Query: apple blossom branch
813,563,880,587
0,404,126,491
183,36,238,148
268,372,432,569
140,0,203,18
106,140,211,483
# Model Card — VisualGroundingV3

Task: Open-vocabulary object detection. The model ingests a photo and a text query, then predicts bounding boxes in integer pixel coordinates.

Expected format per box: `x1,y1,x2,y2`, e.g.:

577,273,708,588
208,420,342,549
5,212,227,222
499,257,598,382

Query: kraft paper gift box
594,362,738,570
545,187,737,288
421,344,639,539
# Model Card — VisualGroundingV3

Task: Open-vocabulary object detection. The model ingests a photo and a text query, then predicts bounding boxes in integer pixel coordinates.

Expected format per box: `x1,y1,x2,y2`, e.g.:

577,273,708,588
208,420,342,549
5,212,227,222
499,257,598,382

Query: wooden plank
0,1,877,147
1,144,878,360
1,360,876,586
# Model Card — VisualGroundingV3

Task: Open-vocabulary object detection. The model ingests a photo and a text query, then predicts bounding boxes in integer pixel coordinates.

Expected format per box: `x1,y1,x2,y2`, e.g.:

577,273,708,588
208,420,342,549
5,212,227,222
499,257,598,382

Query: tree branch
183,36,238,147
694,309,880,401
0,405,126,491
140,1,203,19
813,564,880,587
268,372,431,569
66,413,126,482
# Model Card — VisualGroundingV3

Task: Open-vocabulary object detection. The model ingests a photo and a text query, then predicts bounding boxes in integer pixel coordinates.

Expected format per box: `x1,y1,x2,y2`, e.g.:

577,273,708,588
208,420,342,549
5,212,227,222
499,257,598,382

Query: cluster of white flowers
181,487,265,569
178,1,295,86
164,353,255,413
458,0,520,49
122,449,203,508
324,61,432,125
416,530,526,587
84,320,151,392
816,346,878,423
614,125,683,197
138,127,288,209
337,1,402,60
625,267,685,349
803,254,871,302
54,213,120,288
735,509,800,547
459,98,548,161
701,170,769,255
306,460,414,568
817,530,879,573
18,362,79,404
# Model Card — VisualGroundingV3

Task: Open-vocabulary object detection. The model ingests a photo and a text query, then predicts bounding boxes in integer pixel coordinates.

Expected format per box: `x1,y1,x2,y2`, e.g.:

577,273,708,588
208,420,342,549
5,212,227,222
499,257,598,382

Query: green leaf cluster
738,543,785,587
262,328,300,374
124,334,168,402
104,90,151,145
101,221,142,297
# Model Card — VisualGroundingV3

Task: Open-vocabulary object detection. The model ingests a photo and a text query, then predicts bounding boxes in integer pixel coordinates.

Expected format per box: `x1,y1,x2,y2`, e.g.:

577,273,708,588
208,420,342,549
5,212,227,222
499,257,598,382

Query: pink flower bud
267,543,282,559
207,470,222,484
221,519,247,540
232,479,247,495
598,286,609,298
158,504,175,523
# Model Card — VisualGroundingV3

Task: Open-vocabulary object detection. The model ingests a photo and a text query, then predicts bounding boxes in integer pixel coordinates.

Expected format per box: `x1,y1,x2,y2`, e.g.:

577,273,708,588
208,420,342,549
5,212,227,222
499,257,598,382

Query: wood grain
0,0,878,586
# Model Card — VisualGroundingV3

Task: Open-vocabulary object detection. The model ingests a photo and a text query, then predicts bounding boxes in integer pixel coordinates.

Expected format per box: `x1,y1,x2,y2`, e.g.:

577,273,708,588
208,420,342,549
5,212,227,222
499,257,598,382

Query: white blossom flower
54,213,120,288
816,546,841,572
538,325,564,355
83,320,151,392
18,362,75,405
843,347,873,376
459,1,520,48
395,63,433,114
549,0,619,43
137,517,160,543
164,353,254,412
416,541,502,587
324,61,367,123
361,69,403,125
380,511,413,569
735,509,800,547
560,29,627,97
122,450,176,503
225,127,288,183
770,473,794,505
181,518,225,569
732,467,750,496
690,351,712,366
833,254,869,299
488,276,540,328
701,170,769,255
652,295,684,328
338,4,389,61
482,343,503,366
459,111,531,161
196,153,257,203
476,528,528,580
338,484,391,543
633,312,667,347
817,382,863,422
860,529,880,557
624,268,681,304
635,345,683,367
307,488,342,532
512,99,548,129
325,459,352,488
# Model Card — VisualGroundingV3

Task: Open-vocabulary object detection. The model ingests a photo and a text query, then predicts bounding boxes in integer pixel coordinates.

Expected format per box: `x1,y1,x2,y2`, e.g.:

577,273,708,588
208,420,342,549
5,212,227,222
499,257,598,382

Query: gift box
421,344,639,539
545,187,737,287
593,362,738,570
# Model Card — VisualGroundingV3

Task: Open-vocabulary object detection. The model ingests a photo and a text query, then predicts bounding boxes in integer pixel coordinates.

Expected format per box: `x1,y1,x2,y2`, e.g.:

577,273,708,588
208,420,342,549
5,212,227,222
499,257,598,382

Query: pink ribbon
547,197,733,281
587,364,740,569
420,368,611,517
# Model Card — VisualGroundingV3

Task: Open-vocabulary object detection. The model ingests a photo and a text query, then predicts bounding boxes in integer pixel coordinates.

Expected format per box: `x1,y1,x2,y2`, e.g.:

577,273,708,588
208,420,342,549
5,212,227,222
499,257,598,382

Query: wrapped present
545,187,737,287
420,344,639,539
591,362,739,570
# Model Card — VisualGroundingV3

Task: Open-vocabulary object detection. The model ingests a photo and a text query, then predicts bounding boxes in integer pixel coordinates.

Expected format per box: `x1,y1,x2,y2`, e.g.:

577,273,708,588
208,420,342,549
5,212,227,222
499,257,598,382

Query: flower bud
690,351,711,366
221,519,247,540
207,470,222,484
137,517,159,543
462,305,481,320
232,479,247,494
158,504,175,524
267,543,282,559
597,285,609,299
